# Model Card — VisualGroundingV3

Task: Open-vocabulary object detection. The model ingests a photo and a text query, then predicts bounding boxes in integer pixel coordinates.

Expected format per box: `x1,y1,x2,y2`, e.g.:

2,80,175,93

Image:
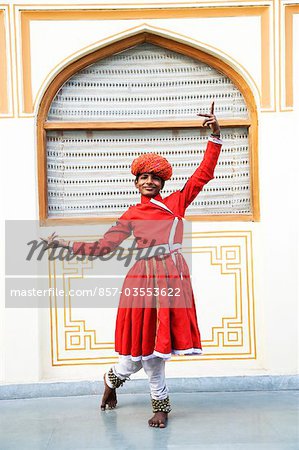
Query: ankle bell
107,368,125,389
151,396,171,413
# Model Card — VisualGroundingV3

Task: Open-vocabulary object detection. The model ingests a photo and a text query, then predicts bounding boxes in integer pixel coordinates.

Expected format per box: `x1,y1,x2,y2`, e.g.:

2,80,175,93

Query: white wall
1,2,298,383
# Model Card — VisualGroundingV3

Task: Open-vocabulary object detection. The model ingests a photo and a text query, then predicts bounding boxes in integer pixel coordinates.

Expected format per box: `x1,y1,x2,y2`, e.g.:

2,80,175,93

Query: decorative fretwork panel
47,127,250,217
48,43,248,121
48,231,256,365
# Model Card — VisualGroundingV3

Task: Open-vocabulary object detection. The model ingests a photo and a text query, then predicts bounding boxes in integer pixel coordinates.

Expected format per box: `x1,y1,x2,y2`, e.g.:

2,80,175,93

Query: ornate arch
37,30,259,224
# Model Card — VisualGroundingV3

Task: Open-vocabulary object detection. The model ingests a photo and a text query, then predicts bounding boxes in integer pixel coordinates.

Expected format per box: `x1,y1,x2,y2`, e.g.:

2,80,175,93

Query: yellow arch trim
17,5,271,115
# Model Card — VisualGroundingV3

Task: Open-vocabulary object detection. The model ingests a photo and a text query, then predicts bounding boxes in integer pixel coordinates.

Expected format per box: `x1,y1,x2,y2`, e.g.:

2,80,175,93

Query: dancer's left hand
197,101,220,135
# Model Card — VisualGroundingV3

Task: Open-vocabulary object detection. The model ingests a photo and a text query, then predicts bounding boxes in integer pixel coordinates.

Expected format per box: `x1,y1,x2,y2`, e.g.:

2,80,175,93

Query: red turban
131,153,172,181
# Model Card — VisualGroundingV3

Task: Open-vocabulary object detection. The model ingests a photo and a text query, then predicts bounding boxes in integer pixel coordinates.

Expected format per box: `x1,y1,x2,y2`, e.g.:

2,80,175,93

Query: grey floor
0,391,298,450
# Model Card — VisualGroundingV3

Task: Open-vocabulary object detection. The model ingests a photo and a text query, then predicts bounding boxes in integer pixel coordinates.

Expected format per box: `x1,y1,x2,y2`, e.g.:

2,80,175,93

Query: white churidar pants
106,356,168,400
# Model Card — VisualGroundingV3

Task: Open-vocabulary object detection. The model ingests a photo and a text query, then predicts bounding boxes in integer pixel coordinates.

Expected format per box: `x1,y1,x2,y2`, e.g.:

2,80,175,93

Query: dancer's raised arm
163,101,222,213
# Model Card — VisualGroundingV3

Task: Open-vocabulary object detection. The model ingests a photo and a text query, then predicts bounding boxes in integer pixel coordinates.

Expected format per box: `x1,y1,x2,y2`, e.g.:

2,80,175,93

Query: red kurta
73,138,222,361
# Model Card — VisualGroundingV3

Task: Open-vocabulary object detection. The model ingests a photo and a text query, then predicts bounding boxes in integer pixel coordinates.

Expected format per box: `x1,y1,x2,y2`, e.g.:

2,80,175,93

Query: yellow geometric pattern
193,245,244,347
49,251,115,364
49,231,256,365
174,230,256,361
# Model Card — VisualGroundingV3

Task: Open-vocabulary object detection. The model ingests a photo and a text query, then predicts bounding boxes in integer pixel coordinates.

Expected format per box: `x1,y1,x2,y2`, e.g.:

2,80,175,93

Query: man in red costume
43,102,222,428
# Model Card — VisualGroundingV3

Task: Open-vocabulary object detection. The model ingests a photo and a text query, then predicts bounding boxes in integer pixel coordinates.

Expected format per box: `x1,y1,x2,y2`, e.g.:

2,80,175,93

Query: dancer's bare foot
100,374,117,410
148,412,168,428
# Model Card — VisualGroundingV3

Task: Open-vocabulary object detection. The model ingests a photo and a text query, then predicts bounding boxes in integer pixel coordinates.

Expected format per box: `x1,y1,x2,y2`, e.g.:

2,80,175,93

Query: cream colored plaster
2,119,37,219
30,17,262,108
30,20,141,103
33,23,261,119
292,14,299,108
150,17,262,91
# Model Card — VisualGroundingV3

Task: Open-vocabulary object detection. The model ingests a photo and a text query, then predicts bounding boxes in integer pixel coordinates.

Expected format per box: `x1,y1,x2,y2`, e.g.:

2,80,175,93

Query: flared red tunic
73,138,222,361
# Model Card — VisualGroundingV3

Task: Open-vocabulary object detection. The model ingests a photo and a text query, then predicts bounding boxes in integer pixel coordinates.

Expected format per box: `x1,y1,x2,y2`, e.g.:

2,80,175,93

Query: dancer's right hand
40,232,70,249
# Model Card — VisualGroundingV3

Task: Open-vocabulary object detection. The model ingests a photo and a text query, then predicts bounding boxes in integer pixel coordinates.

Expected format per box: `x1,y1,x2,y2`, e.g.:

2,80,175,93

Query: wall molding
1,375,298,400
13,3,274,116
4,1,298,116
0,4,13,117
280,1,299,110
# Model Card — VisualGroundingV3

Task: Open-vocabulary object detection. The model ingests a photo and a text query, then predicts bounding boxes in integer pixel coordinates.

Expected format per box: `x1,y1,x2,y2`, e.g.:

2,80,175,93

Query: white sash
149,198,181,266
150,198,174,215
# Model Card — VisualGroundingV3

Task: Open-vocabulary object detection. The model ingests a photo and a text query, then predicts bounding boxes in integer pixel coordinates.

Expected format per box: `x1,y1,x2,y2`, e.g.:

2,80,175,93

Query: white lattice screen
46,43,251,218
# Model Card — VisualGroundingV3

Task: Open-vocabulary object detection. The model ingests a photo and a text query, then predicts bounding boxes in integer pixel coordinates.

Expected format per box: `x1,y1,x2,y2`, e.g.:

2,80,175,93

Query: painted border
0,5,13,117
49,231,256,366
280,2,299,110
14,4,274,115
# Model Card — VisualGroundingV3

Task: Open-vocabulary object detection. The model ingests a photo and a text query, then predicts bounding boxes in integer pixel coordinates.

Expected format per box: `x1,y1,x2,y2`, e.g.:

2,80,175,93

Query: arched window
37,33,259,224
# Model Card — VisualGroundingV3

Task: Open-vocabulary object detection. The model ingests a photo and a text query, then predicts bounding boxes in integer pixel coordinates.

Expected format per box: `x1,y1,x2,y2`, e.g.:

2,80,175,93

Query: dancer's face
135,173,164,197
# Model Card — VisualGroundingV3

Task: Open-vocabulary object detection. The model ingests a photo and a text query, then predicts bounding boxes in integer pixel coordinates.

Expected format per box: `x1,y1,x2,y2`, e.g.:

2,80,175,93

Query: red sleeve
72,210,132,256
164,138,222,216
164,138,222,215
